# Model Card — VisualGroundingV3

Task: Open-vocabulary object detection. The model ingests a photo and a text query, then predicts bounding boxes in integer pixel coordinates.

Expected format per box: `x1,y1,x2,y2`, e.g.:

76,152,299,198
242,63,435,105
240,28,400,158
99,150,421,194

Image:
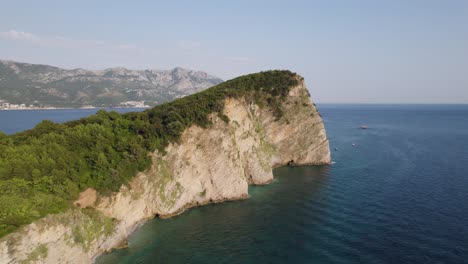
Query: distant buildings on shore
119,101,150,108
0,99,150,110
0,100,39,110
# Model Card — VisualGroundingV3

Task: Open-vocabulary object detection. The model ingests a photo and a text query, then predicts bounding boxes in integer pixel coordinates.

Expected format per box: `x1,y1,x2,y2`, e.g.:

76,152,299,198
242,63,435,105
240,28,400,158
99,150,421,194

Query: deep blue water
1,105,468,263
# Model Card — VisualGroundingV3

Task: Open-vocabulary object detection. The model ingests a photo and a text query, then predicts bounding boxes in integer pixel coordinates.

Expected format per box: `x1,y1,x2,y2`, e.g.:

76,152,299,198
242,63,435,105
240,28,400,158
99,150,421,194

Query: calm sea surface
0,108,145,135
1,105,468,264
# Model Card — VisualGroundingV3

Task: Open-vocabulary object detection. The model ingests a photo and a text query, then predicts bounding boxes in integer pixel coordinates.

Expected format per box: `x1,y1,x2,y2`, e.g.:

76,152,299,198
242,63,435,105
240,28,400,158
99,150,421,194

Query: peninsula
0,71,330,263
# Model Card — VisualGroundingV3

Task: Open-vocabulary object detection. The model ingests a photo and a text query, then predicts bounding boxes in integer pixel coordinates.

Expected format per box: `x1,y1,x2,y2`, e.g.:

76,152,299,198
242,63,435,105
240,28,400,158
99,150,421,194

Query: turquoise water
1,105,468,263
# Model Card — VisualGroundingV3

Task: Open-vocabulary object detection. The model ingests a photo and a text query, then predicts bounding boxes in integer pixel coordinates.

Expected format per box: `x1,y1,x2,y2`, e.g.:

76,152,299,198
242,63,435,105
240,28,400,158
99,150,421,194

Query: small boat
359,125,368,129
352,143,356,147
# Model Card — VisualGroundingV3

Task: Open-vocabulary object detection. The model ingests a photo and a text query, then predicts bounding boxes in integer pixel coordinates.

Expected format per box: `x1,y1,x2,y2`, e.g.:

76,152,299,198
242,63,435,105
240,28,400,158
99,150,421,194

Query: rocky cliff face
0,60,223,107
0,79,330,264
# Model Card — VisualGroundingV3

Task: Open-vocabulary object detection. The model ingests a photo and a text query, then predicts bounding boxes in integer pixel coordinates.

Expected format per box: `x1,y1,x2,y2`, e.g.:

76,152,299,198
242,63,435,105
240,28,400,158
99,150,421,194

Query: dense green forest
0,70,300,237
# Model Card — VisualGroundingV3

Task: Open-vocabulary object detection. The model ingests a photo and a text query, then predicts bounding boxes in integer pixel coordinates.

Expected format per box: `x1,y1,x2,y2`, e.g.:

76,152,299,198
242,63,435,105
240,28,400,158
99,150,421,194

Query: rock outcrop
0,77,330,264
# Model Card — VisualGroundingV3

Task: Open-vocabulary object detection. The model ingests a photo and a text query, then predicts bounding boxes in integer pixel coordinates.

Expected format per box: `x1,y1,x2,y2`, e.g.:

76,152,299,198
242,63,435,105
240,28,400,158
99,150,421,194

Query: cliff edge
0,72,330,263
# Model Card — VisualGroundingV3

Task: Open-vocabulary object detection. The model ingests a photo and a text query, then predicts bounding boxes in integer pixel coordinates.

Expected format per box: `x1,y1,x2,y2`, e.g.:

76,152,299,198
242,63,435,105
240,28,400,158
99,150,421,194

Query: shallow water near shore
2,105,468,263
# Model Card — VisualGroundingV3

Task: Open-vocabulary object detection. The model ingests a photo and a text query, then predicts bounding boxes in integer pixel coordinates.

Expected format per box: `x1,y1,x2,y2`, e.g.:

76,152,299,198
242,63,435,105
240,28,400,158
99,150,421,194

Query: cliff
0,73,330,263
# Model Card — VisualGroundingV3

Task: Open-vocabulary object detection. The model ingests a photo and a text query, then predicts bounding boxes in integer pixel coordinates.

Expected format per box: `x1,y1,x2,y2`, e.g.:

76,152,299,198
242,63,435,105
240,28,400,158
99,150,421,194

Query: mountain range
0,60,223,108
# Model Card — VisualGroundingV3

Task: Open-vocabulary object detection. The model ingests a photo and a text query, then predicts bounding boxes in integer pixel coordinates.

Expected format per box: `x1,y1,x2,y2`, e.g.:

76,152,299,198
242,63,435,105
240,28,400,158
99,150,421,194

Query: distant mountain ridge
0,60,223,108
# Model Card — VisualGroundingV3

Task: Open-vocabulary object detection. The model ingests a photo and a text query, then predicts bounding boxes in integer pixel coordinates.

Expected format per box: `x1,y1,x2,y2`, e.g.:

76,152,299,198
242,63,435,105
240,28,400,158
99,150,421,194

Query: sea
1,104,467,264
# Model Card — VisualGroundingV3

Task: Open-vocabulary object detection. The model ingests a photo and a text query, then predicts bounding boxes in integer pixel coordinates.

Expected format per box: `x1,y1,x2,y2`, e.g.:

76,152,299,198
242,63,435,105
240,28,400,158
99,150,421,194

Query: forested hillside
0,70,300,237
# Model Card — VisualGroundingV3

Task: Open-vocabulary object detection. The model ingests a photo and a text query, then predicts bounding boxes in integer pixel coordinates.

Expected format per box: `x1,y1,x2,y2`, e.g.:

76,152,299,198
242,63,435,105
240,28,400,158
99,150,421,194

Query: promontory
0,70,330,263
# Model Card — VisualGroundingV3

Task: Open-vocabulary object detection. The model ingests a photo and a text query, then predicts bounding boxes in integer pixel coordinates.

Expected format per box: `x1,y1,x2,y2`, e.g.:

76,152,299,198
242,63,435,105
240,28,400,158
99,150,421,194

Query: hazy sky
1,0,467,103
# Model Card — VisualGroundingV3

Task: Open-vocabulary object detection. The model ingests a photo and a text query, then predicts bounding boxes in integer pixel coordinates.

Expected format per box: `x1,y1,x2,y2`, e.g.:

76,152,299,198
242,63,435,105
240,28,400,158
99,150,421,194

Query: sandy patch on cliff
74,188,97,208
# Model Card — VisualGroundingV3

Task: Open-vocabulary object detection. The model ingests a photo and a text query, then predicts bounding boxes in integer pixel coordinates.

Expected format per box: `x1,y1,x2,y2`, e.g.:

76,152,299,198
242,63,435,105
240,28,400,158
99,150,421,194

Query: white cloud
0,30,41,43
0,29,153,55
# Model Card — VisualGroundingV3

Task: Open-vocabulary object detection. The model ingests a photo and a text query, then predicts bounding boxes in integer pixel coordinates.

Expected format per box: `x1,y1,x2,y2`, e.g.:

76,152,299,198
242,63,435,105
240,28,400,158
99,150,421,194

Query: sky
0,0,467,103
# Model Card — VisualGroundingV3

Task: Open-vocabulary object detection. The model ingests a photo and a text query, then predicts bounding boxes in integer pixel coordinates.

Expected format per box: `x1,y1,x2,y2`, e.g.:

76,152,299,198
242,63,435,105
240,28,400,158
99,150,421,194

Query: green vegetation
199,189,207,197
152,157,181,208
70,208,115,251
0,70,299,238
19,243,48,263
253,115,276,172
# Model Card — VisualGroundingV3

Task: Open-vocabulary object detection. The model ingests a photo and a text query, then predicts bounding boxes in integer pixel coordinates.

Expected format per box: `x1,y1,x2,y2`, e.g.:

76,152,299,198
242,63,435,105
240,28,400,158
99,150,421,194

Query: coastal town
0,99,150,110
0,100,46,110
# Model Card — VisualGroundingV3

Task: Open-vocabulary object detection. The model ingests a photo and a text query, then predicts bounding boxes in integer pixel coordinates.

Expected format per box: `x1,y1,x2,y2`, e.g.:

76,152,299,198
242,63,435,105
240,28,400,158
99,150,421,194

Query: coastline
94,193,252,260
94,160,331,262
0,106,151,111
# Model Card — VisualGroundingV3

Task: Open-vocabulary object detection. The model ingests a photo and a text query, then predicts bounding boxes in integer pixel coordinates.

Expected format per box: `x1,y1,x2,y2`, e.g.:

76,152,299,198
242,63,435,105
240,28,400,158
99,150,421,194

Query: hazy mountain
0,60,223,108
